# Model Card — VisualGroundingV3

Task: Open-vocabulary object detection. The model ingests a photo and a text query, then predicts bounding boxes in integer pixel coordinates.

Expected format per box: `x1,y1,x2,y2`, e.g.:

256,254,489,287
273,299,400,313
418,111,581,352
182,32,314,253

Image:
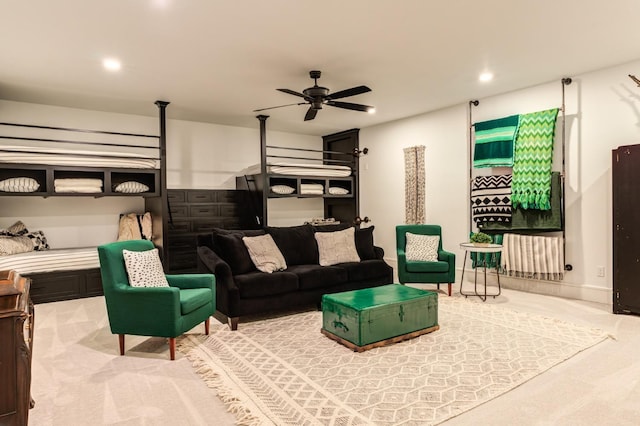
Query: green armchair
97,240,215,360
396,224,456,296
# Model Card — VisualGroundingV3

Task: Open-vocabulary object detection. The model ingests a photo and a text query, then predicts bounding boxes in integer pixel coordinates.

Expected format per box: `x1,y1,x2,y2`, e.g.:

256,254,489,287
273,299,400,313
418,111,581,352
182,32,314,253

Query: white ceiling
2,0,640,136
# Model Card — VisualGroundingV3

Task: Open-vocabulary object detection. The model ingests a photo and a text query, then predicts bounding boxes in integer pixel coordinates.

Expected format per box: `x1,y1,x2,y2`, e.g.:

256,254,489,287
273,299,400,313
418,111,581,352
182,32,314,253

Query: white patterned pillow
0,236,34,256
0,177,40,193
270,185,295,195
328,187,349,195
242,234,287,273
114,181,150,193
122,248,169,287
405,233,440,262
314,227,360,266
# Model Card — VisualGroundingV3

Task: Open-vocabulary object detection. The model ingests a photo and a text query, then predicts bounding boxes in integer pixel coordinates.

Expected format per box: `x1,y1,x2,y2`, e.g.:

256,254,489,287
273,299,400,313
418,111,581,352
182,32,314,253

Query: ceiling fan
254,70,375,121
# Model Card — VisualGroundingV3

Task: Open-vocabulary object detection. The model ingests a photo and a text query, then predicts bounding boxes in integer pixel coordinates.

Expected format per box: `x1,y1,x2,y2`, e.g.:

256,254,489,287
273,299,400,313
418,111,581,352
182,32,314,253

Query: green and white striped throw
473,115,520,168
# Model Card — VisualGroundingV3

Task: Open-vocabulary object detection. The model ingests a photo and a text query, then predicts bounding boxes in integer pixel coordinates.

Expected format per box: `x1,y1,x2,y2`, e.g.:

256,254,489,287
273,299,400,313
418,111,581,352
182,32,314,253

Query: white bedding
244,162,352,177
0,145,159,169
0,247,99,275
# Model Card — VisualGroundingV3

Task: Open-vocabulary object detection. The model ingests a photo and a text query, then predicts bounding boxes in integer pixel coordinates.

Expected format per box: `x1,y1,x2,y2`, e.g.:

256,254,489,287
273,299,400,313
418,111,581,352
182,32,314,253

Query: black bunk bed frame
236,115,368,227
0,100,170,303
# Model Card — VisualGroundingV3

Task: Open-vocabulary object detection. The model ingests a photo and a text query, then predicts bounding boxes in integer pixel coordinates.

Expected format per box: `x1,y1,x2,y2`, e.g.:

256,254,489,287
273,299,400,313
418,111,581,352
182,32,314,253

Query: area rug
178,296,609,425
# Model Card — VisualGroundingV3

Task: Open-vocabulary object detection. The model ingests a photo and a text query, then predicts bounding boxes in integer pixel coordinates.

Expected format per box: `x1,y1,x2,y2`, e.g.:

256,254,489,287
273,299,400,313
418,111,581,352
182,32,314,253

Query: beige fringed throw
404,145,425,224
501,233,564,281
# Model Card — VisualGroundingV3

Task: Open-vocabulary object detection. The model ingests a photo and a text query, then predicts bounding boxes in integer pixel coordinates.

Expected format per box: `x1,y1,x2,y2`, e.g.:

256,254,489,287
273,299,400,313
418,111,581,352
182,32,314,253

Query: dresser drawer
167,190,186,203
187,191,216,203
167,235,197,249
219,203,238,217
190,205,219,217
192,219,225,232
169,205,188,217
168,220,191,233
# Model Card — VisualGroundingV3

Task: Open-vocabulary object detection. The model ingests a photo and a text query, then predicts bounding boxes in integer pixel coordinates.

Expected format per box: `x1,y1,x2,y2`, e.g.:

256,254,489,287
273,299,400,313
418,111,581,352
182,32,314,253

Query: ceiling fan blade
304,107,318,121
327,85,371,100
277,88,310,99
253,102,306,112
326,101,374,112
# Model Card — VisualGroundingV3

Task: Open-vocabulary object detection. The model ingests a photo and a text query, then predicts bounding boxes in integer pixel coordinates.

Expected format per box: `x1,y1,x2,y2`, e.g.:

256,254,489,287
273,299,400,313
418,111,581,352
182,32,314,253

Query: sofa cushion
234,271,299,298
285,264,348,291
213,233,257,275
335,259,392,282
355,226,377,260
266,224,318,265
179,288,213,315
242,234,287,273
312,223,352,233
406,260,450,273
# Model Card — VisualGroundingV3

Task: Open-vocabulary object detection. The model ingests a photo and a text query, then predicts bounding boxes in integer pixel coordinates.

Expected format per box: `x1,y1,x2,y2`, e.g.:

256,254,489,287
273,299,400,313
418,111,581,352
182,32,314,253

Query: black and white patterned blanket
471,174,512,223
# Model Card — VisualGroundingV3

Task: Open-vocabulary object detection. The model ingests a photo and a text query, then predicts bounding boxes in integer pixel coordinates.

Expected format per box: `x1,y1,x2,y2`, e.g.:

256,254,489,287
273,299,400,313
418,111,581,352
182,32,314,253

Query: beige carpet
178,295,609,426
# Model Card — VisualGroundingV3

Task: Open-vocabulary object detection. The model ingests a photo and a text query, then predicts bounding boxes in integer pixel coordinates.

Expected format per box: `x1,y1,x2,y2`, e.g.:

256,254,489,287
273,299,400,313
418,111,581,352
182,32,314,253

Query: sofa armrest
197,246,237,291
374,245,385,259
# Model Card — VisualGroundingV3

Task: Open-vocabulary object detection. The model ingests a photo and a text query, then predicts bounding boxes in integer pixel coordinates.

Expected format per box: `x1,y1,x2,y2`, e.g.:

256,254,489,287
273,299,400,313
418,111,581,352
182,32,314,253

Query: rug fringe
178,336,266,426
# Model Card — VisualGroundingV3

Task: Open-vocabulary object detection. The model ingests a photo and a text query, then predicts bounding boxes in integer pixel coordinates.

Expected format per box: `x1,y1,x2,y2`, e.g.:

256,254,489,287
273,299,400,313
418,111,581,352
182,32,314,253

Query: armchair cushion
406,260,451,273
122,248,169,288
179,288,214,315
405,233,440,262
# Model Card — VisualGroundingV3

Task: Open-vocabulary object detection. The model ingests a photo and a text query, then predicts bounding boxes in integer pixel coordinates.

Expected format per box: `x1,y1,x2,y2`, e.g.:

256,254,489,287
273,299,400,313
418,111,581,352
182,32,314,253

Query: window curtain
403,145,425,224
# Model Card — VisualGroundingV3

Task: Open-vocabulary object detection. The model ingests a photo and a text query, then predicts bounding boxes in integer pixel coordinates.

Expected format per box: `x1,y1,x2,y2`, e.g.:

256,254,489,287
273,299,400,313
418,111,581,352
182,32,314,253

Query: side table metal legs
459,251,502,301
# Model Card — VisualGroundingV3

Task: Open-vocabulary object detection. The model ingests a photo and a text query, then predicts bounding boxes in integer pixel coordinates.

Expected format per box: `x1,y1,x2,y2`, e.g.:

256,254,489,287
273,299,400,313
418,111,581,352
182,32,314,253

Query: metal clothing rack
467,77,573,271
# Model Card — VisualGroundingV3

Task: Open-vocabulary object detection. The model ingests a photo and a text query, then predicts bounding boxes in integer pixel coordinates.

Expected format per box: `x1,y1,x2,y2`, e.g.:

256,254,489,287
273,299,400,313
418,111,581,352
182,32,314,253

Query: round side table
459,242,503,301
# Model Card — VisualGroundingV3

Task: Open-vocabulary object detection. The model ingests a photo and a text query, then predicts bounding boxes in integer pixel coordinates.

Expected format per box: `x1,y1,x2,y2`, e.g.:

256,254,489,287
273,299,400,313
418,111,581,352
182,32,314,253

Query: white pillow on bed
0,236,35,256
122,248,169,288
114,181,150,193
270,185,295,195
0,177,40,193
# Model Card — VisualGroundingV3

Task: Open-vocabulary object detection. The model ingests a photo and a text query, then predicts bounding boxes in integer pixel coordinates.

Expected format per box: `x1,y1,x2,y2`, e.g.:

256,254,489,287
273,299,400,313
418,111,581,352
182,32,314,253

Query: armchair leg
437,283,441,291
228,317,239,331
118,334,125,356
204,317,210,335
169,337,176,361
448,283,452,297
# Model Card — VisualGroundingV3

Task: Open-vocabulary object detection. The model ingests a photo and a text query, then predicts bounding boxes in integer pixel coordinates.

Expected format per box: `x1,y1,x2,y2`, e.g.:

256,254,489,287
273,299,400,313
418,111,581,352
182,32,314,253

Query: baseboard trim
385,257,612,306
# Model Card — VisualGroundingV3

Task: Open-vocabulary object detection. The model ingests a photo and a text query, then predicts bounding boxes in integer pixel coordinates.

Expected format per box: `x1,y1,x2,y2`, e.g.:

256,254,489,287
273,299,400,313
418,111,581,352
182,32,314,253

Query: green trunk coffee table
321,284,439,352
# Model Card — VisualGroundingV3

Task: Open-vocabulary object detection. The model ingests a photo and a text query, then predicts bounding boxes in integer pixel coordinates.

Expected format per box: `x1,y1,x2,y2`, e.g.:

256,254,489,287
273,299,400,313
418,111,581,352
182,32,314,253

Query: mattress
0,145,159,169
0,247,100,275
244,162,352,177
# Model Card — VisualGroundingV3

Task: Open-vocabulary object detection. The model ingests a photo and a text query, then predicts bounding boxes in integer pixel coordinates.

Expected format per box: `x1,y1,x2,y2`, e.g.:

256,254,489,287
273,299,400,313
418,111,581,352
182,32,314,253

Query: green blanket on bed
511,108,559,210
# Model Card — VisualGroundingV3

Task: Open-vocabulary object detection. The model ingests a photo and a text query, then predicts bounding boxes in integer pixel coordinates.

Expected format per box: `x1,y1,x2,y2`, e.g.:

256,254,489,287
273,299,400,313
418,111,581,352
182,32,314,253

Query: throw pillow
114,181,150,194
0,220,29,236
0,236,35,256
242,234,287,273
405,233,440,262
26,231,50,251
355,226,377,260
0,177,40,193
266,224,318,265
270,185,295,195
214,233,256,275
315,227,360,266
122,248,170,288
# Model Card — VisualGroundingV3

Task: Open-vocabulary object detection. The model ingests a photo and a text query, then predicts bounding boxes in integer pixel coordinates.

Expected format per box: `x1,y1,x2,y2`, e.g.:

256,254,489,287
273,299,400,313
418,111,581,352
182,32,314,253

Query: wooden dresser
0,270,34,426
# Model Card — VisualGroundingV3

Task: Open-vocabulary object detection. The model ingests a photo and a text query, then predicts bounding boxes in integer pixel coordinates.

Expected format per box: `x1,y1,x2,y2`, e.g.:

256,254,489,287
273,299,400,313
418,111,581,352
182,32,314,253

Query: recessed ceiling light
479,72,493,82
367,107,376,114
102,58,122,72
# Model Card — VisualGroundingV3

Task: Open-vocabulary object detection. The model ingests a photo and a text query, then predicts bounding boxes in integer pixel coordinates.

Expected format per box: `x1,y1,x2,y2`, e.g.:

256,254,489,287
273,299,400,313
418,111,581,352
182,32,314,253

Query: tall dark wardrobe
612,144,640,314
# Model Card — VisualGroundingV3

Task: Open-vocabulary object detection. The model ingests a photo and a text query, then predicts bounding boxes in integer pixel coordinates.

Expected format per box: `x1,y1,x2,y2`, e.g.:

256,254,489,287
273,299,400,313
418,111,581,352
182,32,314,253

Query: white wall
360,58,640,304
0,100,323,247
